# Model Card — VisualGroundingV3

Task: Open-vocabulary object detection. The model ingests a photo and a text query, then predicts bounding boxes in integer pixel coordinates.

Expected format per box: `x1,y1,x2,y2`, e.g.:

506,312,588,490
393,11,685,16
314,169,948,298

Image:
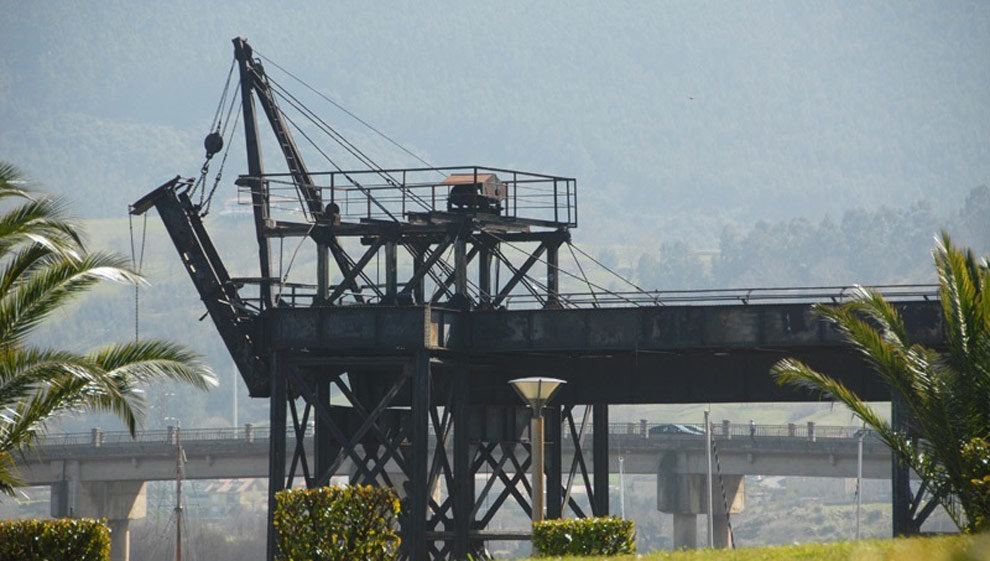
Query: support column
713,513,732,549
658,470,744,550
478,245,492,307
108,519,131,561
267,355,287,561
453,356,474,559
545,242,559,308
545,405,562,519
406,350,431,560
316,244,329,301
314,376,335,485
412,247,426,304
592,403,609,517
385,240,397,303
51,479,146,561
454,236,467,298
672,513,697,549
891,394,912,536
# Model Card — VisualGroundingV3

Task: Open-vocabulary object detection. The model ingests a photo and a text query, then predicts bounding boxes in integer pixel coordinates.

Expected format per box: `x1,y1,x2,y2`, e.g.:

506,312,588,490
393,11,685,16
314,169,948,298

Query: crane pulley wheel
204,131,224,159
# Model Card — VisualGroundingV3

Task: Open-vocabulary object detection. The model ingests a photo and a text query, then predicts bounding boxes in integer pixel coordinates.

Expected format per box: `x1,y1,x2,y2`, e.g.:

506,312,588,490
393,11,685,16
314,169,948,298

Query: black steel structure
131,38,945,560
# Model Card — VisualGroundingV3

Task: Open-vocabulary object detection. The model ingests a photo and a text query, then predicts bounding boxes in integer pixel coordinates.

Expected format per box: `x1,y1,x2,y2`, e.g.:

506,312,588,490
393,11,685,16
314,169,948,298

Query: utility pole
232,361,238,428
175,426,184,561
618,456,626,519
856,425,864,540
705,410,714,548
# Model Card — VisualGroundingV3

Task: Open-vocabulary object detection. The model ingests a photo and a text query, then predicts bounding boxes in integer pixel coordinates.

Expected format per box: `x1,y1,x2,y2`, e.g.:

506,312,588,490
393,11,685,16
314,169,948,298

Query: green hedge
273,485,401,561
533,516,636,557
0,518,111,561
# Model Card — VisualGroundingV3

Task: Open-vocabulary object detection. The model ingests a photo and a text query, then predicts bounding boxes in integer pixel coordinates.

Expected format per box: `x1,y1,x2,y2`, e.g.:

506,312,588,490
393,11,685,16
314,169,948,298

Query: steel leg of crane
546,405,562,519
891,394,913,536
593,403,609,517
267,355,287,561
406,351,431,560
453,358,474,558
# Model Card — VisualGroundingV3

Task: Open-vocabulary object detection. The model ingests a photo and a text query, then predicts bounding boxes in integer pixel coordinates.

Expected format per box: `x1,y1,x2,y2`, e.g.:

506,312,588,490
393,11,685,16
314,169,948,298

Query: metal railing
239,166,578,227
498,284,939,309
602,421,880,442
41,420,879,450
224,280,940,312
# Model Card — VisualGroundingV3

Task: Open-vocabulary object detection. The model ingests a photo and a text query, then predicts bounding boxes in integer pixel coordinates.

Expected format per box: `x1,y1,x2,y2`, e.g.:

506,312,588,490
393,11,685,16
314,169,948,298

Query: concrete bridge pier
658,469,744,549
50,464,146,561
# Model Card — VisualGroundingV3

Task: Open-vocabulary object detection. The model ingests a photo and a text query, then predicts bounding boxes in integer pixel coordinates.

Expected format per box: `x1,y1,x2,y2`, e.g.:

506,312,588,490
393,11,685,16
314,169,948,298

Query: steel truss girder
308,223,567,310
267,353,610,561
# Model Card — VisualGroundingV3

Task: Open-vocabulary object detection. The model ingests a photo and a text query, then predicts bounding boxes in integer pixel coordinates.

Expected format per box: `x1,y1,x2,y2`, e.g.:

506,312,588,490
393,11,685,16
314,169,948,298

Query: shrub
273,485,401,561
0,518,111,561
532,516,636,557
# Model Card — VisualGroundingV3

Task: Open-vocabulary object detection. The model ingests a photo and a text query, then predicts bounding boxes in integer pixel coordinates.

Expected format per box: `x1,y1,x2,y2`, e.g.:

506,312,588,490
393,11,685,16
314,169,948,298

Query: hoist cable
276,107,400,222
484,240,558,307
210,58,237,133
201,88,242,216
275,222,317,302
265,77,432,213
193,58,238,205
567,242,600,308
484,232,638,307
568,242,650,295
266,77,409,191
255,50,445,177
127,211,148,342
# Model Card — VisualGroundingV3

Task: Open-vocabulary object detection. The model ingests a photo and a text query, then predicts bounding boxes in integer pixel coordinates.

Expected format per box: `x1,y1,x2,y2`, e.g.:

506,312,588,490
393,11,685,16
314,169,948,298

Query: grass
521,534,990,561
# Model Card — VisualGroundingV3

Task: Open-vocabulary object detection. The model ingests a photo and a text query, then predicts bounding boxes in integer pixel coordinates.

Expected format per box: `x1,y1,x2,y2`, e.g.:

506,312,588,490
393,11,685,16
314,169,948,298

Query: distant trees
772,234,990,533
633,186,990,290
0,163,216,494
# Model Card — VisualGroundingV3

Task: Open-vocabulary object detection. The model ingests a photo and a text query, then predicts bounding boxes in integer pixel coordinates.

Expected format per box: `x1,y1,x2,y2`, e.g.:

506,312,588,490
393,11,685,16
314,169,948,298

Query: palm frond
0,252,143,348
86,340,218,392
0,161,215,494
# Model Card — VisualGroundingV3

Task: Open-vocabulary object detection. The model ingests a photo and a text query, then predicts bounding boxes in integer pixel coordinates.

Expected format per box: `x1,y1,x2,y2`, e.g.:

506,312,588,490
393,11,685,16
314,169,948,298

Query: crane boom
131,177,269,397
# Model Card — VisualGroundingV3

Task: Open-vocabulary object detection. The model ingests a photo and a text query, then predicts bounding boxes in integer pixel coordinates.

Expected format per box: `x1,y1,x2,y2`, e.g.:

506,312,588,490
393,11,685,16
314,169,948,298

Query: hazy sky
2,1,989,244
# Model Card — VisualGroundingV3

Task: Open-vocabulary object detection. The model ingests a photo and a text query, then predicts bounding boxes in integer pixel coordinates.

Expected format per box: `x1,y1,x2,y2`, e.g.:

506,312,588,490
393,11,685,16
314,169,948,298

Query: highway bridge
17,421,895,556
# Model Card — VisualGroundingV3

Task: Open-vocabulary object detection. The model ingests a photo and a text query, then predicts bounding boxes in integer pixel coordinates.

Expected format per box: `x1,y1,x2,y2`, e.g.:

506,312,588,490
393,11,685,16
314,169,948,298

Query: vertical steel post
453,357,473,559
891,395,912,536
592,403,609,516
455,236,467,299
385,240,397,302
266,355,287,561
317,245,329,302
478,245,492,307
232,38,273,309
545,405,562,519
314,377,334,485
407,351,431,560
413,247,426,304
546,242,559,308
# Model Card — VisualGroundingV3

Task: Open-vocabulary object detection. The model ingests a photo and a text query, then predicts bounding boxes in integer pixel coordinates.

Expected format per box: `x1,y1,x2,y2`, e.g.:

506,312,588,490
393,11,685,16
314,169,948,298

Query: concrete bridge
17,421,893,558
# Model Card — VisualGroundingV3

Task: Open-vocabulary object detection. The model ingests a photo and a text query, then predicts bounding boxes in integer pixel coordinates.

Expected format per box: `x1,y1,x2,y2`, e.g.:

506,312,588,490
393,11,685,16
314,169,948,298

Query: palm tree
0,162,217,494
772,233,990,533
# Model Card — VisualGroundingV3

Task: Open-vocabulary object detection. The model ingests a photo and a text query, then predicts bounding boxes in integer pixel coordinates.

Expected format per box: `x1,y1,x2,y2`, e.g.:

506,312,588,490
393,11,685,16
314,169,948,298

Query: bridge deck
264,300,942,404
17,424,896,485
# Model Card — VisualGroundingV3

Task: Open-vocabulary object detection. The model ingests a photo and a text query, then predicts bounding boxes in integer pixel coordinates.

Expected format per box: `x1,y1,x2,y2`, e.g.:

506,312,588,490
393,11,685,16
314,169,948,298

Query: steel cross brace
285,368,407,485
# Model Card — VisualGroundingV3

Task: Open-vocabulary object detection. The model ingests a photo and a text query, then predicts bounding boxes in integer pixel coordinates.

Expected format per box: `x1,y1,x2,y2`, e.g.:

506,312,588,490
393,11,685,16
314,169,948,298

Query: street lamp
509,377,566,524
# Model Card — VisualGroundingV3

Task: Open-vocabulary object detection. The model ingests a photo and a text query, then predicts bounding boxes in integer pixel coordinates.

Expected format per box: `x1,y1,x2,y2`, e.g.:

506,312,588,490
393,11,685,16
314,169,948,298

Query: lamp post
509,377,566,524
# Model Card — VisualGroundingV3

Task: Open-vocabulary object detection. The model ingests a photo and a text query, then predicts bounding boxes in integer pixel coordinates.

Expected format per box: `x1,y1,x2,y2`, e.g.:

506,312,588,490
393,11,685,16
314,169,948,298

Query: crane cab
444,173,505,214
